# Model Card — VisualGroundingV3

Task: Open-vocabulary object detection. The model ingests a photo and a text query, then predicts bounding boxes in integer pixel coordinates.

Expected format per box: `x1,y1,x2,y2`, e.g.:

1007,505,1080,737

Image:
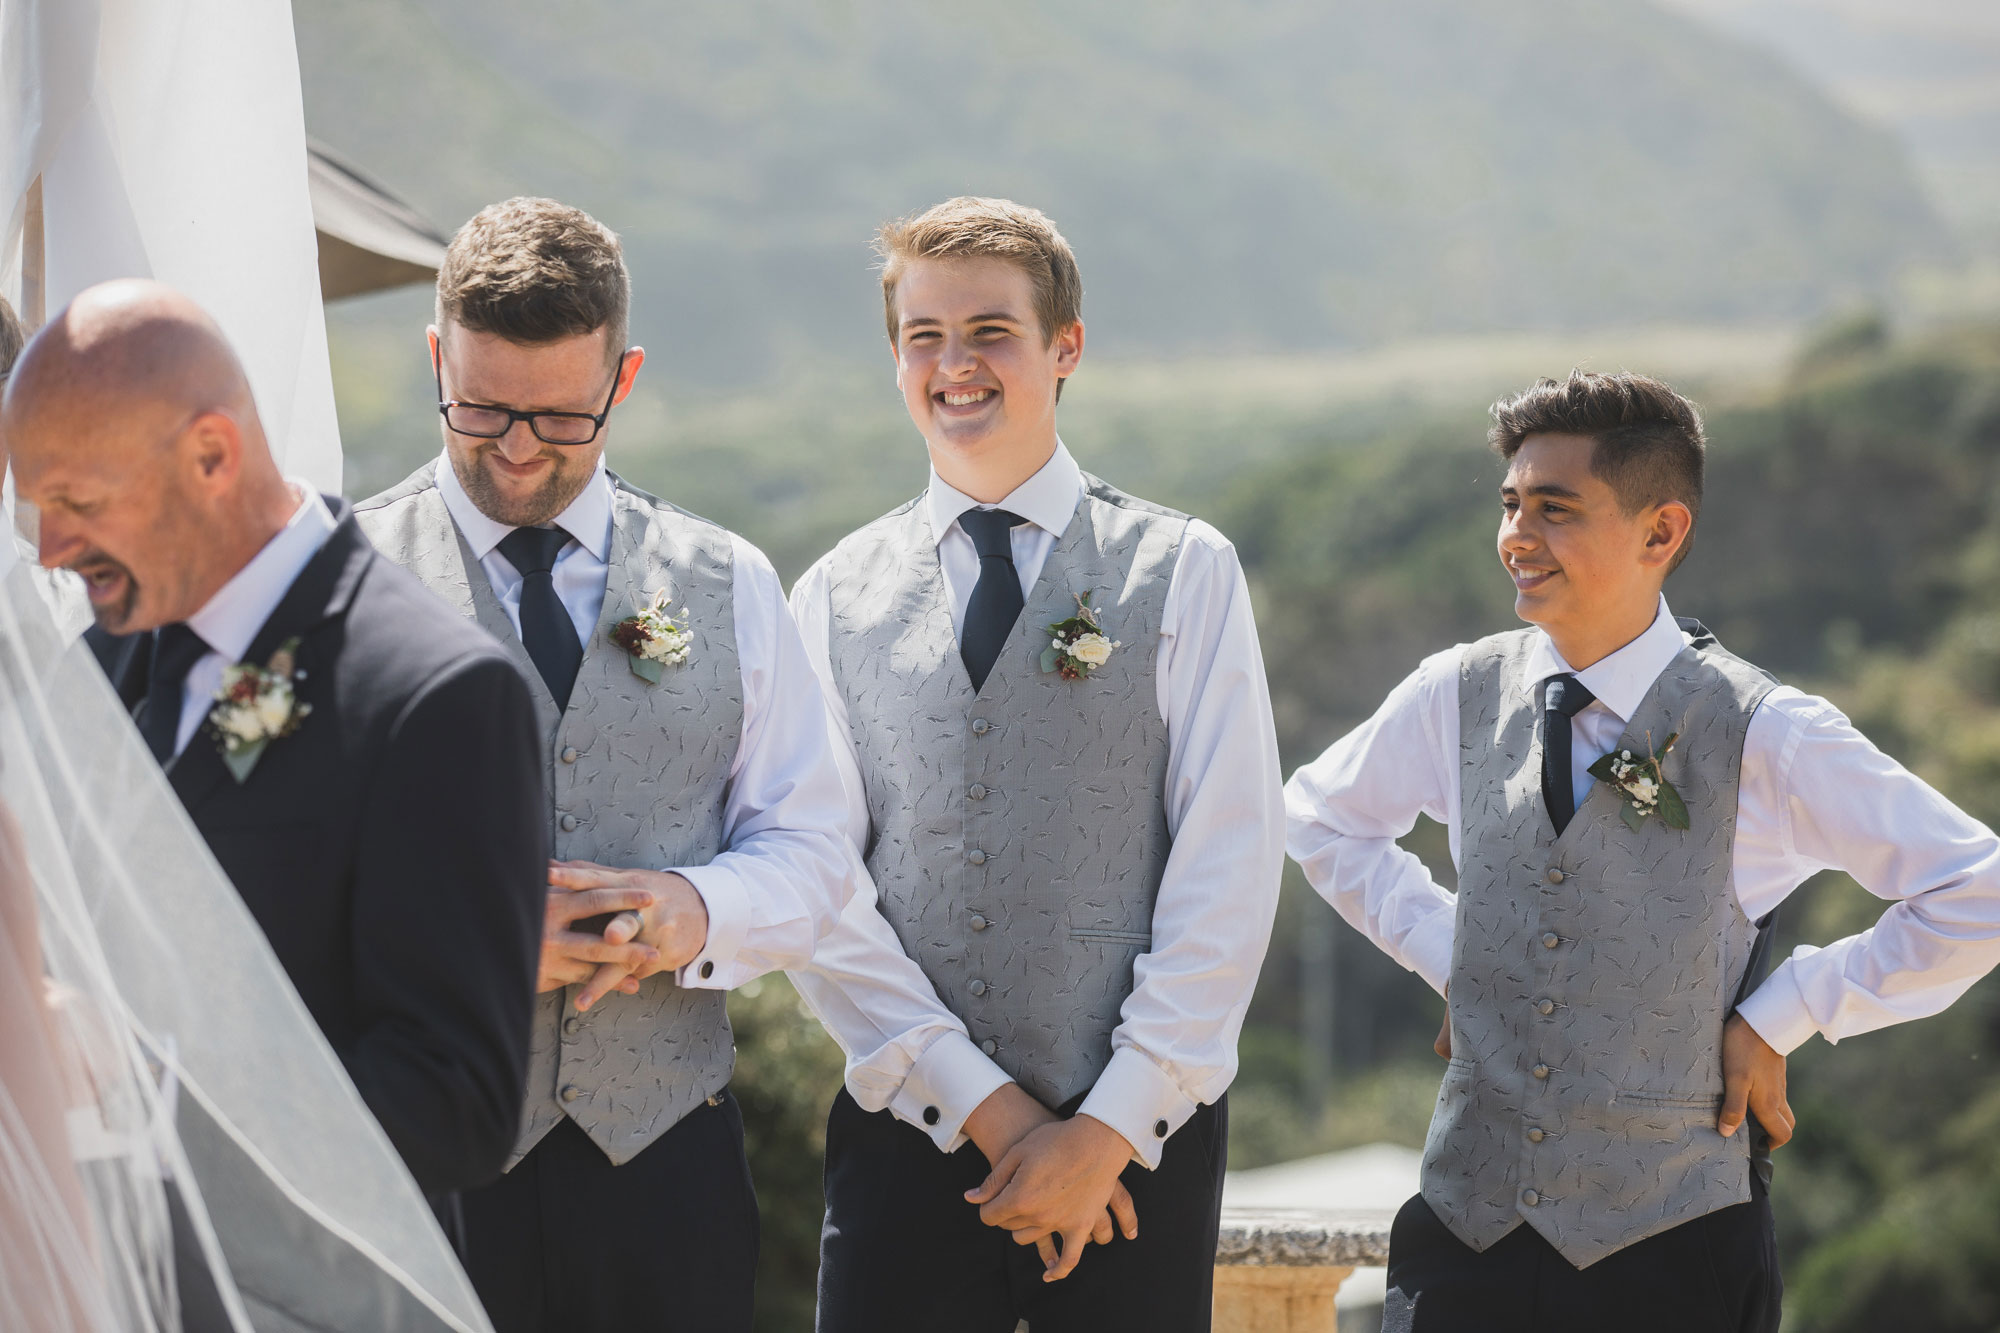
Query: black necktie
1541,673,1599,835
140,623,212,763
958,508,1026,692
498,525,583,711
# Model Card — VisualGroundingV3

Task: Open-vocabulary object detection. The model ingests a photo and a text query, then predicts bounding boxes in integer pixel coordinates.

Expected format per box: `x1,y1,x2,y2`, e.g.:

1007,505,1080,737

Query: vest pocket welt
1615,1087,1725,1110
1067,928,1153,945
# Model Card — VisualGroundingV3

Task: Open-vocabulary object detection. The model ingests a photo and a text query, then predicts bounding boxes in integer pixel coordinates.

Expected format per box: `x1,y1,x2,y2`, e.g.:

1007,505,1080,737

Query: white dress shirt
1285,595,2000,1057
433,453,859,990
172,485,337,757
789,442,1285,1167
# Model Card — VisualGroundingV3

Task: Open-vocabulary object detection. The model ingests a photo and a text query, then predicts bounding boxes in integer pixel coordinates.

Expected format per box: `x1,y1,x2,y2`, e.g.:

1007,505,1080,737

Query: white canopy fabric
0,0,343,493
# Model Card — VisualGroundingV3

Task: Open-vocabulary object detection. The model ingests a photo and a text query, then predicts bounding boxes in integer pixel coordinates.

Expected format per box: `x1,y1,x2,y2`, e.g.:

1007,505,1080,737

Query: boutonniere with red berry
1587,731,1689,832
609,588,693,684
207,637,311,783
1040,591,1121,682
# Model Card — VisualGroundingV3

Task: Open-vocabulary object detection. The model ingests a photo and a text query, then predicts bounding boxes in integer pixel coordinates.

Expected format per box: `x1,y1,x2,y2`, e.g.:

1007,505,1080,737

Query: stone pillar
1213,1265,1351,1333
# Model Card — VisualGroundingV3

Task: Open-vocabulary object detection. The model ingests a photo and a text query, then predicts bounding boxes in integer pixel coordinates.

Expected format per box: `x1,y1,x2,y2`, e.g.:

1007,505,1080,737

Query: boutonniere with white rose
207,637,311,783
609,588,693,683
1041,591,1121,682
1587,731,1690,832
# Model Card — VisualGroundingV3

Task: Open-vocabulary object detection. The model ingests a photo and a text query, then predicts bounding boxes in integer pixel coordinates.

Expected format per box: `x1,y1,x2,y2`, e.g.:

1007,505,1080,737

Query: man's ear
1642,501,1694,570
182,411,244,494
611,346,646,406
1053,319,1084,381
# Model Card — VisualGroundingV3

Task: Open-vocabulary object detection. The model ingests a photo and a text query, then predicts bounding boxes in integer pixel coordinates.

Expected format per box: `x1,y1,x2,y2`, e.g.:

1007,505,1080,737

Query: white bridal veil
0,547,495,1330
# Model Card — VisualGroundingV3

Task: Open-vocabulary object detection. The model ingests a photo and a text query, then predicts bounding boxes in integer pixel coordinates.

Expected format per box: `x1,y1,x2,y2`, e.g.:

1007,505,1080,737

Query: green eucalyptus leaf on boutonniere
1040,590,1121,682
1586,731,1689,832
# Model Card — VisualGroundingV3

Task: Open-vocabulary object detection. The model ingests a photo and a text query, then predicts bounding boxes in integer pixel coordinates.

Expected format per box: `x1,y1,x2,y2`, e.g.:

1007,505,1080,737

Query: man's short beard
450,444,593,528
71,551,139,633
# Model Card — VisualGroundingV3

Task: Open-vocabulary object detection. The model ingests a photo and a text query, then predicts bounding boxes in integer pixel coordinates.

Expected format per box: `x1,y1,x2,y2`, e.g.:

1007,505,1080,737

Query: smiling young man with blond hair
788,197,1283,1331
1285,370,2000,1331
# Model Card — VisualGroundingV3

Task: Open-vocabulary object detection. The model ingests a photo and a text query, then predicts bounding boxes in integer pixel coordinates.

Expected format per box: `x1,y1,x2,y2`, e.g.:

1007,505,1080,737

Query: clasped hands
961,1083,1140,1283
536,860,710,1011
1433,1000,1795,1148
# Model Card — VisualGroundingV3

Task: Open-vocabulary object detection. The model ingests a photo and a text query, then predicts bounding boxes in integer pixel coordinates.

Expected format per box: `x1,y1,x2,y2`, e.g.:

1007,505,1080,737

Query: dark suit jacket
90,501,547,1197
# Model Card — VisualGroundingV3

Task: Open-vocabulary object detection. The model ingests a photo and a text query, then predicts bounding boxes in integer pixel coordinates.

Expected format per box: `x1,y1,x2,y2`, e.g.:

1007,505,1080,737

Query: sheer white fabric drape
0,556,491,1330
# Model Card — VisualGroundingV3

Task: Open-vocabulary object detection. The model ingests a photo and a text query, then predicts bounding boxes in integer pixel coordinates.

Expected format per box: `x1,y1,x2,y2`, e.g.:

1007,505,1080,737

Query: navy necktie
498,525,583,710
1541,673,1599,835
140,623,211,763
958,508,1025,692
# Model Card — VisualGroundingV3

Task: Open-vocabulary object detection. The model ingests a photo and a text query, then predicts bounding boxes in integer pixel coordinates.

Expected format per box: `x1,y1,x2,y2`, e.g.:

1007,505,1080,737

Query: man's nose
37,513,84,570
940,336,979,377
493,421,544,462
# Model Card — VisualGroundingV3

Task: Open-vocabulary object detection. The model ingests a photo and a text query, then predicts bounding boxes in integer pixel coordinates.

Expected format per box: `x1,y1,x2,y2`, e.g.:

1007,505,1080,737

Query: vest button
560,1084,580,1103
560,813,579,832
1541,932,1560,949
1522,1189,1540,1207
1536,998,1555,1016
971,718,991,735
563,1017,582,1035
1546,868,1565,884
968,979,988,996
1527,1127,1546,1143
1532,1063,1550,1080
980,1038,998,1056
967,849,987,865
560,746,579,764
967,784,988,800
969,914,989,931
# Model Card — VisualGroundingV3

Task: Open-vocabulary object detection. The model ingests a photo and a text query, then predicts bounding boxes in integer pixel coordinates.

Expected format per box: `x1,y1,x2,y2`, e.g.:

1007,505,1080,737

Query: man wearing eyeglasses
356,197,857,1332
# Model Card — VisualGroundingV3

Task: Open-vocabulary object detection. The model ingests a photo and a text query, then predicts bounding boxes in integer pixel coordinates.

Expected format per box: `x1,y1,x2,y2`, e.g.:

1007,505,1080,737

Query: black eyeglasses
435,351,627,446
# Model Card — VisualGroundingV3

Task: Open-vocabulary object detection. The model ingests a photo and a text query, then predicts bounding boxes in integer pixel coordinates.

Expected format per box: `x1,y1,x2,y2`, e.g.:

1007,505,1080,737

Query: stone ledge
1215,1206,1396,1268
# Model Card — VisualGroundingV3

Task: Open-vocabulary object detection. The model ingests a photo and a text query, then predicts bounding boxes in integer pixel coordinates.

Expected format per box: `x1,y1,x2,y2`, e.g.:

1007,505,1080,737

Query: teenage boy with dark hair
1286,369,2000,1331
789,196,1283,1331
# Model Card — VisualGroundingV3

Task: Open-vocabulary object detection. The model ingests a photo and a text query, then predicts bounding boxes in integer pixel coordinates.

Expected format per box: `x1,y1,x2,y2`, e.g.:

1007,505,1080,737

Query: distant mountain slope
294,0,1950,384
1660,0,2000,242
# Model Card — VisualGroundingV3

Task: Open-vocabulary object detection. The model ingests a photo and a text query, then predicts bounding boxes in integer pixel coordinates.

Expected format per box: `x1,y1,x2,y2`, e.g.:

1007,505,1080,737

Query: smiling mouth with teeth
938,389,994,407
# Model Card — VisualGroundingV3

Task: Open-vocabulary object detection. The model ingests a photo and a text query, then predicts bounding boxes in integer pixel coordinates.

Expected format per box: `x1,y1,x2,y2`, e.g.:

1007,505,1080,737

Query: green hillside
295,0,1949,385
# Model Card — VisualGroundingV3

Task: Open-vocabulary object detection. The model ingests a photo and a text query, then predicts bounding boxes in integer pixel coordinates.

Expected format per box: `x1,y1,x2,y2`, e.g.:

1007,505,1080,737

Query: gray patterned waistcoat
356,466,742,1167
823,477,1186,1109
1426,629,1776,1268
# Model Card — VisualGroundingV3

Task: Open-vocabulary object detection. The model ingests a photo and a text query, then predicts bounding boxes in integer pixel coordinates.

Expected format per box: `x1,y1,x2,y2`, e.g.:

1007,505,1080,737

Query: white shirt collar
432,451,614,563
187,484,338,663
924,439,1084,547
1522,594,1689,723
0,532,20,580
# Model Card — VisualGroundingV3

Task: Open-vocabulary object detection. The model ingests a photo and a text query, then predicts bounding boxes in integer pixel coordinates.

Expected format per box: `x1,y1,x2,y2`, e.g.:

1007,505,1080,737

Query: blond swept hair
436,197,629,367
876,197,1082,347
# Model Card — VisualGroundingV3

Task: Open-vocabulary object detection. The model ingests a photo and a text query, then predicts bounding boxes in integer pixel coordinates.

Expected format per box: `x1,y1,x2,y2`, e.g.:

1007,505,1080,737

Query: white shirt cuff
1735,963,1819,1056
673,864,750,990
1077,1047,1200,1171
886,1030,1013,1153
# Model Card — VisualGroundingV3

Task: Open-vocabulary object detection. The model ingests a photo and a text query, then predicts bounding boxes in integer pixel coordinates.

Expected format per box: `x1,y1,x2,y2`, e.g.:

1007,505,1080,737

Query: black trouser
463,1091,759,1333
815,1088,1228,1333
1382,1175,1781,1333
